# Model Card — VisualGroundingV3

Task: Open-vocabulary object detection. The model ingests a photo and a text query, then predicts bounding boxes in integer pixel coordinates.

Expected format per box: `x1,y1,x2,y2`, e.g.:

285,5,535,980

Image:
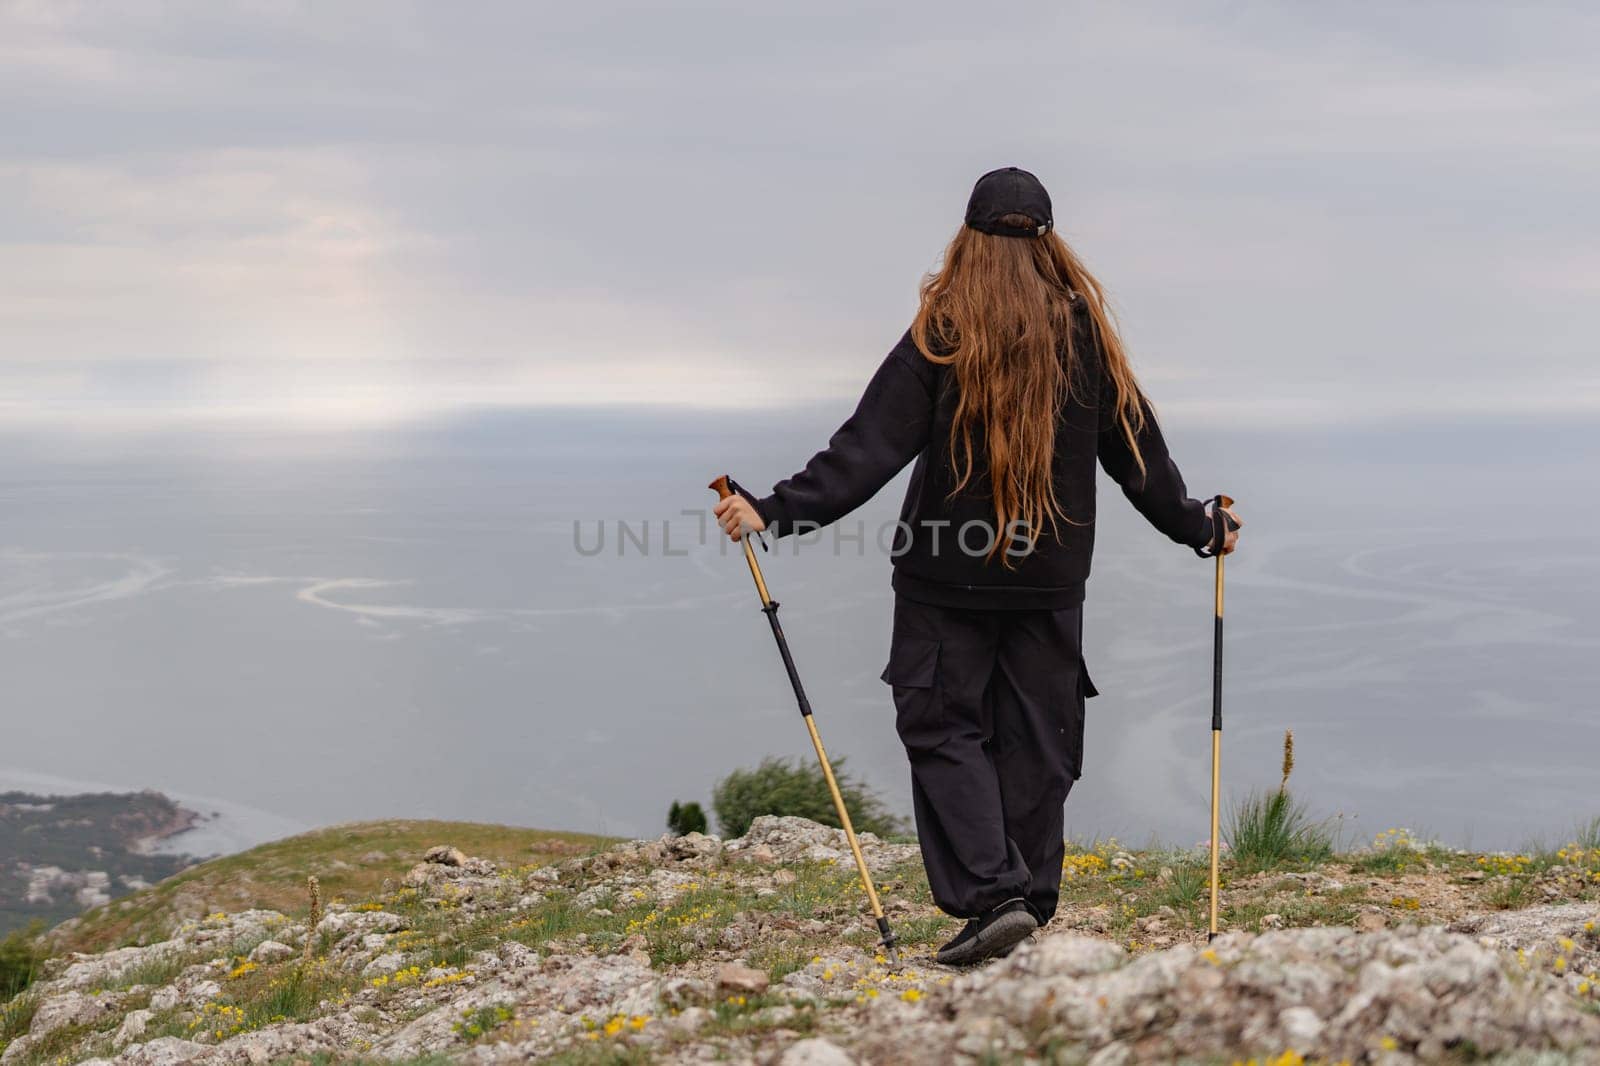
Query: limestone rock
46,942,183,992
248,939,295,963
780,1037,858,1065
717,961,770,995
854,925,1600,1064
27,990,123,1039
113,1037,211,1065
18,819,1600,1066
668,831,721,861
361,952,406,977
722,815,917,871
424,844,468,867
315,908,407,940
112,1008,154,1048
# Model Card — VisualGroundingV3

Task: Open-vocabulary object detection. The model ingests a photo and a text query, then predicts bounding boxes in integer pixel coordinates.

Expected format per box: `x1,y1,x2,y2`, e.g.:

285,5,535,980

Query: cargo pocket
1067,660,1096,779
880,636,943,754
879,636,938,688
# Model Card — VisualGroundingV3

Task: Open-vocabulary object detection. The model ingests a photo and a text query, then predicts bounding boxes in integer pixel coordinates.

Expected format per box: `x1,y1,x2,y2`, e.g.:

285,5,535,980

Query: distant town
0,790,201,935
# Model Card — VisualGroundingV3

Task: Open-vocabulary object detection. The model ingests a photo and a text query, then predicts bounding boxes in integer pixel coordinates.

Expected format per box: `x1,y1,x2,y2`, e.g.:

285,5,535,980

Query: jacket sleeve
756,337,935,537
1096,354,1214,553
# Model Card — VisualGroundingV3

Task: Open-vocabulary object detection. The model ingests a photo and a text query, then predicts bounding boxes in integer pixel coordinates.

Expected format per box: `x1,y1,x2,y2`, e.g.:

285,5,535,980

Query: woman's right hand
1213,504,1243,555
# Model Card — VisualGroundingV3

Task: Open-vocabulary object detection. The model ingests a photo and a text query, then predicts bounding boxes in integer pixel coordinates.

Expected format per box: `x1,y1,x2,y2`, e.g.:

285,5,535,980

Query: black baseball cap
964,166,1054,238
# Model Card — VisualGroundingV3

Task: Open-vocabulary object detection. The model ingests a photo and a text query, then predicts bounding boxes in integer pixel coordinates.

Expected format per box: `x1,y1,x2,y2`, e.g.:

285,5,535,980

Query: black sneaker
934,898,1039,967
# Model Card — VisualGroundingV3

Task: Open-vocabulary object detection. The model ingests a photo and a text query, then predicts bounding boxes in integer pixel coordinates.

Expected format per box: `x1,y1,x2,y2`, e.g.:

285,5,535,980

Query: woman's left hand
1215,504,1243,555
713,494,766,542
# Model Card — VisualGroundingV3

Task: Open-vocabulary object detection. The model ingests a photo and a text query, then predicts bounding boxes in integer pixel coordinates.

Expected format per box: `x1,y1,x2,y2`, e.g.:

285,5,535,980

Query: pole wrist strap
1195,496,1238,559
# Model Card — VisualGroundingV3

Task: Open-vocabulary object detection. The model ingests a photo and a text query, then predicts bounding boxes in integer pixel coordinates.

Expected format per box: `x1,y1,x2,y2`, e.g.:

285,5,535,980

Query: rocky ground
2,817,1598,1065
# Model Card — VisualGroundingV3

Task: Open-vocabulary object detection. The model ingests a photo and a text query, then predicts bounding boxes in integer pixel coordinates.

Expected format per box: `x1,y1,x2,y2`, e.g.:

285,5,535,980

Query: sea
2,408,1597,856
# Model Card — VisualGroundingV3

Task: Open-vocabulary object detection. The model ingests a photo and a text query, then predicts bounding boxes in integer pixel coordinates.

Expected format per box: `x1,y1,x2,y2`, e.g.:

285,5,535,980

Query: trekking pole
709,475,901,967
1207,494,1237,942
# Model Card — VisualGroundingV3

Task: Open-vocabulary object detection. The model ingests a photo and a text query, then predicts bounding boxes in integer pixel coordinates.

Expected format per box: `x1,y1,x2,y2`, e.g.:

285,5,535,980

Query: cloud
1,2,1598,424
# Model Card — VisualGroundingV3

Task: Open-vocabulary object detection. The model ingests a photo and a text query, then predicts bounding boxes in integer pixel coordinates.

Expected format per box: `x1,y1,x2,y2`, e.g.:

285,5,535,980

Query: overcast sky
3,2,1598,428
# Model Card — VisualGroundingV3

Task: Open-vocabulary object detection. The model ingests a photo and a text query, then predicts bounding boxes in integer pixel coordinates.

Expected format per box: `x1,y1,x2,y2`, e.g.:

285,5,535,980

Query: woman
714,166,1242,966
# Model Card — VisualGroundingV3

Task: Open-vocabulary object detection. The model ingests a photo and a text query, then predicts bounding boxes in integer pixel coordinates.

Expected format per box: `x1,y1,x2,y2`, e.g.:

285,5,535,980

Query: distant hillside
0,792,200,936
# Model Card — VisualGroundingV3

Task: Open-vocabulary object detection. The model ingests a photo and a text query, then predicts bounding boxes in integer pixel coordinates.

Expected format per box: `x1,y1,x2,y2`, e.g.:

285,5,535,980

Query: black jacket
755,298,1214,608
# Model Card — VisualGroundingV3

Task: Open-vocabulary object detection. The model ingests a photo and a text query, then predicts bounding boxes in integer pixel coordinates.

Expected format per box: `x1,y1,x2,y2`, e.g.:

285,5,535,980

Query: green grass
1488,877,1531,910
267,1049,457,1056
1155,865,1209,915
540,1046,655,1066
1573,815,1600,853
1227,789,1335,873
0,992,38,1047
697,992,819,1040
48,819,614,956
3,1018,114,1066
453,1002,515,1042
0,926,41,1001
1222,885,1368,933
242,962,333,1027
1350,846,1431,876
100,946,197,991
17,807,1600,1066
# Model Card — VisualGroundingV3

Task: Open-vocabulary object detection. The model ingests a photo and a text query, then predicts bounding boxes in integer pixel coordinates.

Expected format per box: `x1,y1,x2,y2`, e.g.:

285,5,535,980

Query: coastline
0,767,309,860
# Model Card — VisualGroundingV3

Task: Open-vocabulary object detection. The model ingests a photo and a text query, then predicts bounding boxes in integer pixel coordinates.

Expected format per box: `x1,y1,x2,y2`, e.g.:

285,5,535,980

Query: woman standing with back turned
714,167,1242,966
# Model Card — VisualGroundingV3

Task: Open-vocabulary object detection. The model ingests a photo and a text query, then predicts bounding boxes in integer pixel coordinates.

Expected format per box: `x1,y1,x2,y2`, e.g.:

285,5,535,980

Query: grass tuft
1228,788,1335,873
1,992,39,1045
1156,865,1209,913
0,927,41,1002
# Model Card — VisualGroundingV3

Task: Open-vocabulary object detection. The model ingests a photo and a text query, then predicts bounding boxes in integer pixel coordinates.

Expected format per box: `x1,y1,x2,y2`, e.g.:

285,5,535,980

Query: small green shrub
666,801,708,837
712,757,904,839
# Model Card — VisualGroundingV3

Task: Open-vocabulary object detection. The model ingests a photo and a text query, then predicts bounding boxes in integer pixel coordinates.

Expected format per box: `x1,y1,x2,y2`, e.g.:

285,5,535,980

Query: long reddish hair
911,215,1149,561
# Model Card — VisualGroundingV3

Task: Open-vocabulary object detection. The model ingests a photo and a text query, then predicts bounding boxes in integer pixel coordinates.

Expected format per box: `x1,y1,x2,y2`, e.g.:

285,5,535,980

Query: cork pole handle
708,474,771,605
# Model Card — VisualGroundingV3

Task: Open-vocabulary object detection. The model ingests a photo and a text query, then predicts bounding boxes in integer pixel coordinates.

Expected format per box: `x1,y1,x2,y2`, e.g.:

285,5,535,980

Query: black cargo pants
880,594,1096,923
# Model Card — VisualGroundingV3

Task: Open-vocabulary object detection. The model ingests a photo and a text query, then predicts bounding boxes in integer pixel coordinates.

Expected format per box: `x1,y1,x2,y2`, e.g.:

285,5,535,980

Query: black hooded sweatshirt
753,297,1215,609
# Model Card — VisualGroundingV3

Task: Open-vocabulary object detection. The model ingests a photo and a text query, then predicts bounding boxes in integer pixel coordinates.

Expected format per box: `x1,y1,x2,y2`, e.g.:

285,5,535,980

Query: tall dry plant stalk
1279,730,1296,793
302,876,321,964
